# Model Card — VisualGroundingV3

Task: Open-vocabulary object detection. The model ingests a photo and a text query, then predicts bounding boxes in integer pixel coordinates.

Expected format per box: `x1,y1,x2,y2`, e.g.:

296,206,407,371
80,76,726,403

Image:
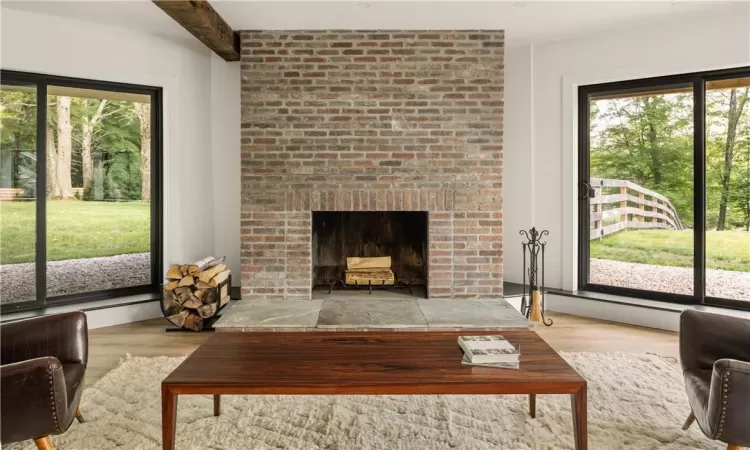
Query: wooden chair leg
75,408,85,423
682,411,695,430
726,445,743,450
34,436,53,450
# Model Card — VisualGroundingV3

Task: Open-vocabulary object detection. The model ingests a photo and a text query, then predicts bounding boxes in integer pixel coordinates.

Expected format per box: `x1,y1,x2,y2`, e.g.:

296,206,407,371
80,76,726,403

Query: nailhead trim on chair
716,371,730,439
48,366,61,433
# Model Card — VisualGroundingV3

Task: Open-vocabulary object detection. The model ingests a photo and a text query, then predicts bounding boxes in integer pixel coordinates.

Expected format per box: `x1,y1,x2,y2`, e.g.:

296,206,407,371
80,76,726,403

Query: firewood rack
163,275,232,332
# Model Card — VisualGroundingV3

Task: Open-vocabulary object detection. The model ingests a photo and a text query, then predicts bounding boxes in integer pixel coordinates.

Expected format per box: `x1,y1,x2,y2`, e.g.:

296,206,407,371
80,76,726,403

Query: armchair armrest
706,359,750,446
679,310,750,373
0,357,69,443
0,311,87,366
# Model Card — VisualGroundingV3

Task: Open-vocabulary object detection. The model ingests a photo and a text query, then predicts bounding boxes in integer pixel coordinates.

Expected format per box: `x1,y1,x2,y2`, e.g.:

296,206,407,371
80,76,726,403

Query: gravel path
591,258,750,301
1,253,151,305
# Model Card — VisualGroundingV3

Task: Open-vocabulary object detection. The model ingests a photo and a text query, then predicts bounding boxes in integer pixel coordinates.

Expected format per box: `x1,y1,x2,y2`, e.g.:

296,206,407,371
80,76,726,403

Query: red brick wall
240,30,504,300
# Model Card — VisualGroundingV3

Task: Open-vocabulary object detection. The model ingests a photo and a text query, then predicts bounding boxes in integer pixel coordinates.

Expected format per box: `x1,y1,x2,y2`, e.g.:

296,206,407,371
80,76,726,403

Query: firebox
311,211,428,296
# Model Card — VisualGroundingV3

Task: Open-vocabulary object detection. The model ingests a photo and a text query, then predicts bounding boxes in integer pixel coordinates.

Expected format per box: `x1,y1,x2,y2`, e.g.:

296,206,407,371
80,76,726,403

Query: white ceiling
1,0,743,49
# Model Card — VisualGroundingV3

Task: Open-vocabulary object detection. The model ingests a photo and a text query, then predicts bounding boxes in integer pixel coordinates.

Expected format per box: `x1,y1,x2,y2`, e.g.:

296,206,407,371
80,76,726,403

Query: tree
82,101,141,201
733,143,750,231
590,94,694,226
2,91,147,202
54,96,74,199
716,87,749,230
79,99,108,193
0,90,38,195
133,102,151,202
46,120,58,198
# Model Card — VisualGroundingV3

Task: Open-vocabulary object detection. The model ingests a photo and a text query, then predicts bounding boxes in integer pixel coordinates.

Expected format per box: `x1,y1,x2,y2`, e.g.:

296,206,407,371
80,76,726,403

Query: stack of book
458,335,520,369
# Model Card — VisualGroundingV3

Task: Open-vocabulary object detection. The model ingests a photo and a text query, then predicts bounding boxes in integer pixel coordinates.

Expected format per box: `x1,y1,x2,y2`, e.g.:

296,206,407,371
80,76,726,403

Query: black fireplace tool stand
519,227,553,326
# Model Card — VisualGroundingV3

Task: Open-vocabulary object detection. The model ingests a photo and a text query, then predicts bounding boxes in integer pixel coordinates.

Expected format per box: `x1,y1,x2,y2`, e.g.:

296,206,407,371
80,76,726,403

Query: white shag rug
6,352,723,450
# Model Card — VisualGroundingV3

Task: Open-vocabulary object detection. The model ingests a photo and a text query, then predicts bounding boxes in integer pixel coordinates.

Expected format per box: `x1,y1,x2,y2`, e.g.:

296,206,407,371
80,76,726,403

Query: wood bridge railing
590,178,683,239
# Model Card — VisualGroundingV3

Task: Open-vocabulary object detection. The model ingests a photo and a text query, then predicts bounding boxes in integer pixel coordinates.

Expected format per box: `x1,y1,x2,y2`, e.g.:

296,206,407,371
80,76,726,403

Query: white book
458,335,520,364
461,354,520,369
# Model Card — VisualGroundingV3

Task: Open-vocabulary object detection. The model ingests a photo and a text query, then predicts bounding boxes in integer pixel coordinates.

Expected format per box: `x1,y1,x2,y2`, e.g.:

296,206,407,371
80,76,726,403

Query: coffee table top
163,330,585,395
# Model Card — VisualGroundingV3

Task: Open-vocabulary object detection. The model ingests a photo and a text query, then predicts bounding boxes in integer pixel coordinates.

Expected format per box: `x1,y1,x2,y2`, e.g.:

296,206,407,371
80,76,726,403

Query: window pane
0,83,38,305
45,86,152,297
705,77,750,303
588,85,695,296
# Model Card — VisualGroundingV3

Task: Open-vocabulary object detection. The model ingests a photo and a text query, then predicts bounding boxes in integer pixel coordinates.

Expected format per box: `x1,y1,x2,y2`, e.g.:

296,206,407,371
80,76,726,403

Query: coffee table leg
214,395,221,416
571,385,587,450
529,394,536,418
162,385,177,450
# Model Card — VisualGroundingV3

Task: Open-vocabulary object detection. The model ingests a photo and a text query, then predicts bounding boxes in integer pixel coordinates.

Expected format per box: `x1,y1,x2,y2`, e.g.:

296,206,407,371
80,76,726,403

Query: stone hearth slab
214,300,323,329
417,299,531,329
317,298,427,328
312,286,426,301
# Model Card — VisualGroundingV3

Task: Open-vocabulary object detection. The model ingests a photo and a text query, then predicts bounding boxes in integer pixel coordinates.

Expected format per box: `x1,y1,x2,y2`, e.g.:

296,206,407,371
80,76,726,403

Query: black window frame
578,66,750,311
0,70,163,313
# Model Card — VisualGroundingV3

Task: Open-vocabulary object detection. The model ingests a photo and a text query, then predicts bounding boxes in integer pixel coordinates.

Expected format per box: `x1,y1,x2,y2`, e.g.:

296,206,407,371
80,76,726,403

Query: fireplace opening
312,211,428,297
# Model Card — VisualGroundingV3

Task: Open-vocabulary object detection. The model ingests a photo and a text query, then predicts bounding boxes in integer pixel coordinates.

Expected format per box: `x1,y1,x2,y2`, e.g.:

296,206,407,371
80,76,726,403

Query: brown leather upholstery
0,312,88,445
680,310,750,447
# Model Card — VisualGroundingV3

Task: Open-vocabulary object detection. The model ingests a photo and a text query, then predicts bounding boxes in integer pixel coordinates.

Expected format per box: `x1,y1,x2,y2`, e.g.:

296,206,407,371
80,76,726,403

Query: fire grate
316,270,419,296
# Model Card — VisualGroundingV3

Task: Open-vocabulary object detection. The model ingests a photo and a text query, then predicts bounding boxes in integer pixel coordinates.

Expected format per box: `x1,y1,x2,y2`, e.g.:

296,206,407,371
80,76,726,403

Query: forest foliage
590,87,750,231
0,89,150,202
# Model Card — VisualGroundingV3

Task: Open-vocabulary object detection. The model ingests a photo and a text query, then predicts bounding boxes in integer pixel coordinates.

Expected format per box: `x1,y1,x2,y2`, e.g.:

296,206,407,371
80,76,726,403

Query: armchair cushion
0,357,72,444
684,369,712,436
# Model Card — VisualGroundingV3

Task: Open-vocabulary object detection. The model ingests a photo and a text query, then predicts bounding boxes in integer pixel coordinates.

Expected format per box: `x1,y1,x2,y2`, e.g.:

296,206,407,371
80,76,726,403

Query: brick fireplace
240,30,504,300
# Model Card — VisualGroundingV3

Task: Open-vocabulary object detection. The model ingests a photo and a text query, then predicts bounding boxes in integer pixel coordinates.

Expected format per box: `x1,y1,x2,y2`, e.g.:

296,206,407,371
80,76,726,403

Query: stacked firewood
162,256,230,331
344,256,395,285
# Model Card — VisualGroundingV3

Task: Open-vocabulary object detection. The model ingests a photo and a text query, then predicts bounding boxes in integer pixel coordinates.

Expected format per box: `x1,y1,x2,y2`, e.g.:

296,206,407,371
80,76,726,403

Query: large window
0,71,162,312
579,67,750,310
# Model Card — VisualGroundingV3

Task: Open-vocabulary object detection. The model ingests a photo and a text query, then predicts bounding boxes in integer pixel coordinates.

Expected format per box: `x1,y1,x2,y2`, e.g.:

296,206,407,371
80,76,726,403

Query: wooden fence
0,187,84,201
590,178,683,239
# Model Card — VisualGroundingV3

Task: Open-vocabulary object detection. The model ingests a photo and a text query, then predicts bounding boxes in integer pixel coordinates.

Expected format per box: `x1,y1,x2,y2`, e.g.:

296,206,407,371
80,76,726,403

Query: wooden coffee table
162,330,587,449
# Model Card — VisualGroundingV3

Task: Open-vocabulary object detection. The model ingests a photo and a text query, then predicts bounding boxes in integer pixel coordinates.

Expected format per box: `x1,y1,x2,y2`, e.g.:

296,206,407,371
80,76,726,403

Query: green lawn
0,200,150,264
591,229,750,272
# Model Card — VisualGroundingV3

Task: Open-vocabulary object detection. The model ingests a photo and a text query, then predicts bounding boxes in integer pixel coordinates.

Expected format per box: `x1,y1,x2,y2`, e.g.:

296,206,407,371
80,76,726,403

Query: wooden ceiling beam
153,0,240,61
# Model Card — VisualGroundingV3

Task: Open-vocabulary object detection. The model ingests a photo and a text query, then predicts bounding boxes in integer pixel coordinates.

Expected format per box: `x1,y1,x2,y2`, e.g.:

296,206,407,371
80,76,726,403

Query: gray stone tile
317,298,428,328
417,299,531,329
213,300,323,328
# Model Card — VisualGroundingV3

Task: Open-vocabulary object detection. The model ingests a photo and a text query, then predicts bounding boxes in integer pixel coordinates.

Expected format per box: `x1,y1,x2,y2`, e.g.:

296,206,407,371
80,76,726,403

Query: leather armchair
680,310,750,450
1,312,88,449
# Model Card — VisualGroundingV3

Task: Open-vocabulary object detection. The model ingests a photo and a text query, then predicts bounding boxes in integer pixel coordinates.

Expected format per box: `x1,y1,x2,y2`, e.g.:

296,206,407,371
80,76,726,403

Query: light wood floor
86,312,679,386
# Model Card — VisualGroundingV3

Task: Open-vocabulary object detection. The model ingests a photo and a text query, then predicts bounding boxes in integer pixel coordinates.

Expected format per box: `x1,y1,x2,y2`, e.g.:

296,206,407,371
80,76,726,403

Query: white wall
503,45,534,283
0,295,163,330
503,4,750,290
210,54,241,277
0,7,240,327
